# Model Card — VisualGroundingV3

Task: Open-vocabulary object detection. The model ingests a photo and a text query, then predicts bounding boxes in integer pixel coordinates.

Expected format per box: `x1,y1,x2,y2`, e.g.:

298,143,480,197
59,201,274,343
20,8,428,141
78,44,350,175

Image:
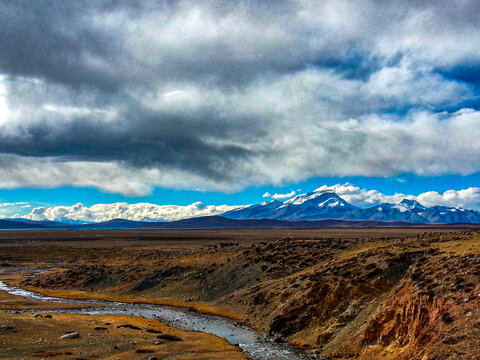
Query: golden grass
8,281,243,320
0,311,246,360
0,288,94,311
432,233,480,255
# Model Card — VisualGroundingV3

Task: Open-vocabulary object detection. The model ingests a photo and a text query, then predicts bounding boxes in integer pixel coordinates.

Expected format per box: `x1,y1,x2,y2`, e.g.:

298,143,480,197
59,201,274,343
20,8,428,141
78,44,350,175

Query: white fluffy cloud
262,191,297,200
0,202,30,219
19,202,242,222
314,184,480,210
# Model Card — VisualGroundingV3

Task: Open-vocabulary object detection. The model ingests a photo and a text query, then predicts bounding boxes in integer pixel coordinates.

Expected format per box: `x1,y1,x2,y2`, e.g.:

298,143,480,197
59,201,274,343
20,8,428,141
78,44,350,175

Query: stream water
0,280,314,360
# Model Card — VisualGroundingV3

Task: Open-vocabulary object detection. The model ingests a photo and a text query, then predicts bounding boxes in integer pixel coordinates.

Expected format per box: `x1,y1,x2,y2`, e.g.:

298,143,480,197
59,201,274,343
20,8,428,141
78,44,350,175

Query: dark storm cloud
0,1,128,91
1,0,480,195
2,1,480,91
0,1,299,90
0,106,256,180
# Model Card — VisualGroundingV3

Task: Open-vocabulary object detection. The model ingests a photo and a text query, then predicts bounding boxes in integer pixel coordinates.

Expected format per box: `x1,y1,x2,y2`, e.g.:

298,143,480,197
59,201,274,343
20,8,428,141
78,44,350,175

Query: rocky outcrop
361,283,449,359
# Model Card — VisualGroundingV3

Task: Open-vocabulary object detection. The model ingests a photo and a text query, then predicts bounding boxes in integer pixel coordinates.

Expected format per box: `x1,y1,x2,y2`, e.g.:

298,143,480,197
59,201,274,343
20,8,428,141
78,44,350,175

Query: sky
1,1,480,221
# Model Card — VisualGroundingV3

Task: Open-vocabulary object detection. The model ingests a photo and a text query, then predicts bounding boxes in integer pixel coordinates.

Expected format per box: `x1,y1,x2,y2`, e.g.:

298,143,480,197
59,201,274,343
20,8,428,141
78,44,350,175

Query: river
0,280,314,360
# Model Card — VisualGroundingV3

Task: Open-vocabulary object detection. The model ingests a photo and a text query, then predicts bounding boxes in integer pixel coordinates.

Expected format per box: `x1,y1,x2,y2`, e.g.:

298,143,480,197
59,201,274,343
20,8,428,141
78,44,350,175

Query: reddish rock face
362,284,445,349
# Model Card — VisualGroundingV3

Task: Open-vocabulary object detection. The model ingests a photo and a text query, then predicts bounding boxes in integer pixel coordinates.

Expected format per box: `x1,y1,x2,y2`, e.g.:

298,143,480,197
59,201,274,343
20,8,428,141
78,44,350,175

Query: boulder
60,332,80,339
156,334,183,341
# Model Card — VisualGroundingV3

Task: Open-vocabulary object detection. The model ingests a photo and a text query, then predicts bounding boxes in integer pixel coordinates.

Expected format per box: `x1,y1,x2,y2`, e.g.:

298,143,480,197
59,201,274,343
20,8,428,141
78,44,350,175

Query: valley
1,228,480,359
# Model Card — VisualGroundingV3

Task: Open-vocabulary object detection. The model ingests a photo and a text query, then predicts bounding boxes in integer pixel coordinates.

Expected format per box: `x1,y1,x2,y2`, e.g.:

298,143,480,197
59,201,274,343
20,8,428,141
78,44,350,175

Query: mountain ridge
4,215,480,230
223,190,480,224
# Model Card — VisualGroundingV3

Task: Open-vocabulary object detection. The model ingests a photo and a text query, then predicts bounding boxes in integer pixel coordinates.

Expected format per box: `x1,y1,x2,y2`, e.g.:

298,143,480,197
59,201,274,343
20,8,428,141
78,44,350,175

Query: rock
0,325,16,332
60,331,80,339
273,335,285,343
94,326,108,331
156,334,183,341
148,357,159,360
441,312,454,324
44,314,52,318
145,328,163,334
117,324,142,330
135,348,154,353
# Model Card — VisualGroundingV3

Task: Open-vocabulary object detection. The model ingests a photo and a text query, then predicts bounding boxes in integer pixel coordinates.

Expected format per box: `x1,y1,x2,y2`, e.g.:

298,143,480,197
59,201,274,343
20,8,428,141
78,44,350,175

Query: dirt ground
1,227,480,359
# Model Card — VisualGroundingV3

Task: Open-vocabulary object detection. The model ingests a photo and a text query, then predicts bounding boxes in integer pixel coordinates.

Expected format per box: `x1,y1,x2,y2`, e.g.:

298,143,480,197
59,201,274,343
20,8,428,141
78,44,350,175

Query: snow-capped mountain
223,199,283,220
347,203,427,223
224,191,356,221
394,199,426,212
223,191,480,223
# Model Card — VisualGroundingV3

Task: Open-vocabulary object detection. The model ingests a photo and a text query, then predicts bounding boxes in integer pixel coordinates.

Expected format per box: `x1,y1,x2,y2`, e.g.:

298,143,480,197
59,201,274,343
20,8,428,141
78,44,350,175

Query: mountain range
223,190,480,224
1,190,480,230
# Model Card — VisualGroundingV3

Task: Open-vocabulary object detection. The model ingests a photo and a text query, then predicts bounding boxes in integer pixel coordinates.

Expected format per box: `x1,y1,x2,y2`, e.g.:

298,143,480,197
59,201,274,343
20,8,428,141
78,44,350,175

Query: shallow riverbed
0,280,313,360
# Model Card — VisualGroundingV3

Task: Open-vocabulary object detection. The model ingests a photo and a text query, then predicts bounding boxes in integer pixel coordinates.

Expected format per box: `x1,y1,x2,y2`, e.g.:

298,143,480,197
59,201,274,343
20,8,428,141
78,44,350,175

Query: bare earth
1,227,480,359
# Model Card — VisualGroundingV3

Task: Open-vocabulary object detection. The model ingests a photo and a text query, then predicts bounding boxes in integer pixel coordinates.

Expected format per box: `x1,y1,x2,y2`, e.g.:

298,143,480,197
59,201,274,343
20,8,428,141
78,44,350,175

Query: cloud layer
10,183,480,222
315,184,480,210
19,202,241,223
263,191,297,200
1,1,480,195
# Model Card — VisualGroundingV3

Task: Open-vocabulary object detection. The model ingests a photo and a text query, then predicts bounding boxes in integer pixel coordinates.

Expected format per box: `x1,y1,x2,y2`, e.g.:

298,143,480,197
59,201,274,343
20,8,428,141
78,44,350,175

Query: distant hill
145,215,415,229
5,218,76,228
79,218,148,229
0,215,424,230
0,219,51,229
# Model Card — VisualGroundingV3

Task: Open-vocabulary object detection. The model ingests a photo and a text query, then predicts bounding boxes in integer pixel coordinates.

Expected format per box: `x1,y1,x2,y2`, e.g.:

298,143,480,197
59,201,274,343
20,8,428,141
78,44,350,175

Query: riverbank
0,291,247,360
0,286,246,360
9,281,243,320
0,279,312,359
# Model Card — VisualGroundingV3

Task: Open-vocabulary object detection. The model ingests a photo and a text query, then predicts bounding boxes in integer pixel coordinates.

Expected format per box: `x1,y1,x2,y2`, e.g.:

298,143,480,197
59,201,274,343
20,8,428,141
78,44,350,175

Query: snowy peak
259,200,282,206
284,191,336,205
396,199,426,210
284,191,354,209
319,197,347,208
224,190,356,221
